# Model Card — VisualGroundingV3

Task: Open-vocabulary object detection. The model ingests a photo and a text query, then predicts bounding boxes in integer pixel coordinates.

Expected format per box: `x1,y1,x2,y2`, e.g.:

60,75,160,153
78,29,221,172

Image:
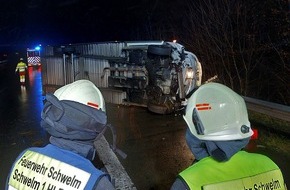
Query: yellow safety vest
15,62,27,72
179,151,286,190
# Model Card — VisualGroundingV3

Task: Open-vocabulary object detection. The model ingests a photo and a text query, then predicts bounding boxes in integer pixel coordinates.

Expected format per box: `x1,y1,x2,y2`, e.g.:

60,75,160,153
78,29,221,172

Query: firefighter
171,82,286,190
15,58,27,84
6,80,116,190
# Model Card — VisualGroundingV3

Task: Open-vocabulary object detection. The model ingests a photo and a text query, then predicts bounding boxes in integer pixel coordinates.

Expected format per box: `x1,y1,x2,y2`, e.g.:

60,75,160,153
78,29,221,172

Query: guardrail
243,96,290,122
0,60,8,64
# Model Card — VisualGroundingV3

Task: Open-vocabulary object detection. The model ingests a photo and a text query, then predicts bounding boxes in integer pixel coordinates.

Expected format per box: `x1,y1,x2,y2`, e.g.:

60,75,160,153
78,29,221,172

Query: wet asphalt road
0,59,289,190
107,105,290,190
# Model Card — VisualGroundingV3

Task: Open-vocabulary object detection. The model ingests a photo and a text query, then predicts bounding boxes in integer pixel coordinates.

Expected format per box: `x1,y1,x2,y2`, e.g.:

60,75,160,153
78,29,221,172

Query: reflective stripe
16,62,27,72
8,185,17,190
8,150,91,190
27,57,41,64
87,102,99,109
7,145,106,190
196,103,211,111
179,151,286,190
203,169,284,190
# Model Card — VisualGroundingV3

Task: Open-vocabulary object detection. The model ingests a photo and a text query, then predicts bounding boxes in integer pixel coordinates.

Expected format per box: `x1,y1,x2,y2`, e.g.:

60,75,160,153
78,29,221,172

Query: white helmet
183,82,253,141
54,80,106,112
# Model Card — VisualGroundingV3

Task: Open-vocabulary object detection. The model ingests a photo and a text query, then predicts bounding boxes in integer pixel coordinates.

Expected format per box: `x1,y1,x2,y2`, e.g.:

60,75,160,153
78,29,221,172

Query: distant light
173,40,177,43
185,67,194,79
35,46,41,51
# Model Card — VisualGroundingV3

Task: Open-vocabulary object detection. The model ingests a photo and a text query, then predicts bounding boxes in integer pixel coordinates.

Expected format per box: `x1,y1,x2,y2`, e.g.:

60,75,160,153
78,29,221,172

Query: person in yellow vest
15,58,27,84
171,82,287,190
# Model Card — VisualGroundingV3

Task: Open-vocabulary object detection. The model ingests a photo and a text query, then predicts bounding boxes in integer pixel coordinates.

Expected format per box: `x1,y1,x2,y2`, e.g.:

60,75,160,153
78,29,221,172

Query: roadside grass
249,111,290,155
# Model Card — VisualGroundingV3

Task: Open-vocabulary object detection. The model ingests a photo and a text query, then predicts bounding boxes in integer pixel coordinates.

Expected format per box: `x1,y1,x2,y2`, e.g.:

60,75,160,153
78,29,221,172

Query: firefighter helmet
183,82,253,141
54,80,106,112
20,58,23,61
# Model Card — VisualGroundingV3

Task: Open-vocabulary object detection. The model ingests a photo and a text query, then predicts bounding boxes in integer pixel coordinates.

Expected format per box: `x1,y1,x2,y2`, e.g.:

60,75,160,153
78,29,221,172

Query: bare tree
176,0,264,95
165,0,289,106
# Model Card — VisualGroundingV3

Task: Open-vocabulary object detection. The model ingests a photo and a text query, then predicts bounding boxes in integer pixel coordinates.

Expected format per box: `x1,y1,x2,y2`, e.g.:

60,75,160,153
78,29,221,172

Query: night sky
0,0,178,49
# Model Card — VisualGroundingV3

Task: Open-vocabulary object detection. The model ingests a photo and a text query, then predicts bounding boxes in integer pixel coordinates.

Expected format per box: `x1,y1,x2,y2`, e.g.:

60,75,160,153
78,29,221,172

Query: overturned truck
41,41,202,114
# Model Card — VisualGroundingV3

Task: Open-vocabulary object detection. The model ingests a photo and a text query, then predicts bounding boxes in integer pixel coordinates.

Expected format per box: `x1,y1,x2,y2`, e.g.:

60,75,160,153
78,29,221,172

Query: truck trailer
41,41,202,114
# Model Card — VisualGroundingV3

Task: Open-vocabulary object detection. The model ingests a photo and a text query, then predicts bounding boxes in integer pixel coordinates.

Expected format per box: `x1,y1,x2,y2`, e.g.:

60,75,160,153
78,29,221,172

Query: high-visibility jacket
179,151,286,190
6,144,109,190
15,62,27,72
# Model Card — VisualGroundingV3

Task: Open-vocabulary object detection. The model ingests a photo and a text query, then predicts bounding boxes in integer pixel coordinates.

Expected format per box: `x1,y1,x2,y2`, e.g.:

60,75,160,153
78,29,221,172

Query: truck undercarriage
106,42,202,114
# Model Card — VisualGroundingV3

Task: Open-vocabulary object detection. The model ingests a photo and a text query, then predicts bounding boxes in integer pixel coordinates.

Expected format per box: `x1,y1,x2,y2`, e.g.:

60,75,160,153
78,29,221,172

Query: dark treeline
134,0,290,106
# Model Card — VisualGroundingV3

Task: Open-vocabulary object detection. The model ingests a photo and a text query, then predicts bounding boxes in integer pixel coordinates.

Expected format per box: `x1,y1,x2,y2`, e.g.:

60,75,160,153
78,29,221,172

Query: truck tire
147,45,172,56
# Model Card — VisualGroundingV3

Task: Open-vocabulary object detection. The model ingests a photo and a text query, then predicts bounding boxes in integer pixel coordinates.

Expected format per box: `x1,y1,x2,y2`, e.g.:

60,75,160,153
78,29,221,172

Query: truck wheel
147,45,172,56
